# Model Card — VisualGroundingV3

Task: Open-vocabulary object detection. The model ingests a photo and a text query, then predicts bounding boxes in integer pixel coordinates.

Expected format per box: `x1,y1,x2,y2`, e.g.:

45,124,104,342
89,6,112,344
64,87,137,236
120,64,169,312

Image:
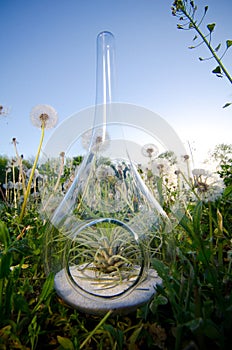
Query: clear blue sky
0,0,231,165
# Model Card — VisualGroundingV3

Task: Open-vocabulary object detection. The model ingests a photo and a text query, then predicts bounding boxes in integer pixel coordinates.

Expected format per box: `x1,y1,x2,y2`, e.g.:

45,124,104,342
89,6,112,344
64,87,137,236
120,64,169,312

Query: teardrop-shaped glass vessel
44,31,168,314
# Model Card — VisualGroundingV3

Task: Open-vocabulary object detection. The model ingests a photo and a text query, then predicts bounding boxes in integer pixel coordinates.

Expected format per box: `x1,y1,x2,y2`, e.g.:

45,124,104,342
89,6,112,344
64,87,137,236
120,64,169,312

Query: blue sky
0,0,231,165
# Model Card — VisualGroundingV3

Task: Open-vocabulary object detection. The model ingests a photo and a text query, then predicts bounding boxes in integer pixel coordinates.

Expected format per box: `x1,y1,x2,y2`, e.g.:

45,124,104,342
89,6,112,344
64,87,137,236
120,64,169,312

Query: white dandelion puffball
192,169,225,202
81,128,110,153
30,104,58,129
141,144,159,158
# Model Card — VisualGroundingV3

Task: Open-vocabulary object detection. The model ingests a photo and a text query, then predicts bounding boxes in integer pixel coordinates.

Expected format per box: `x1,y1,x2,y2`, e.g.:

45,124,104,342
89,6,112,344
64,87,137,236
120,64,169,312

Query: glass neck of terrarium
93,31,116,143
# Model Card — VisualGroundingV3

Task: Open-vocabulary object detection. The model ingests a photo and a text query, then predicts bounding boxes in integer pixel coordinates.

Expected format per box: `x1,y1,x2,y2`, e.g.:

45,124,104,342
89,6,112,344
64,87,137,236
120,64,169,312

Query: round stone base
54,268,162,315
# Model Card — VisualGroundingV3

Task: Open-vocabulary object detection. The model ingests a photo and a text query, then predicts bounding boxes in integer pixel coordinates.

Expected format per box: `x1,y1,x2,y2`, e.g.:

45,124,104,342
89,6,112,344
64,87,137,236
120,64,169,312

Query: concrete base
54,267,162,315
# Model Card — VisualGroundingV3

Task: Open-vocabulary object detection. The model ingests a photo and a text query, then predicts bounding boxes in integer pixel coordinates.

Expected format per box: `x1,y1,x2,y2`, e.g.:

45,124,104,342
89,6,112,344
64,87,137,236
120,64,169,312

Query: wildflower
81,128,110,152
151,158,170,176
141,144,159,159
30,104,58,129
192,168,225,202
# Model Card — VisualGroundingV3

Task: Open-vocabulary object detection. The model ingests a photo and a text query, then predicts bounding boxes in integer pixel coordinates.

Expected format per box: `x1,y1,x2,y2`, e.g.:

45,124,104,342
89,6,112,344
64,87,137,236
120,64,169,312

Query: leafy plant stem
181,6,232,84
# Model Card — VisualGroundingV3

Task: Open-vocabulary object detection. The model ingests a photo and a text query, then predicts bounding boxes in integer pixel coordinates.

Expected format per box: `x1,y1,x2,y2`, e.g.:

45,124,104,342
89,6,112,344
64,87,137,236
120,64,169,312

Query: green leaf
214,43,221,52
0,252,12,278
223,185,232,196
223,102,232,108
13,294,30,313
212,66,222,76
128,325,143,350
226,40,232,49
184,317,203,332
57,336,74,350
150,295,168,314
179,214,194,237
193,201,202,235
0,221,10,249
33,272,54,312
207,23,216,33
104,324,124,349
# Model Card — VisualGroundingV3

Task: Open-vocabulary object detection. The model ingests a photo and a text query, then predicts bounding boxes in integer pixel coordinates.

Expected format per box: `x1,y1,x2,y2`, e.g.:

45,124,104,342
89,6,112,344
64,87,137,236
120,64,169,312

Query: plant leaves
226,40,232,49
223,102,232,108
0,221,11,249
183,317,203,332
193,201,202,235
57,336,74,350
214,43,221,52
212,66,222,76
223,185,232,196
33,272,54,312
150,295,168,314
104,324,124,350
207,23,216,33
0,252,12,278
128,325,143,350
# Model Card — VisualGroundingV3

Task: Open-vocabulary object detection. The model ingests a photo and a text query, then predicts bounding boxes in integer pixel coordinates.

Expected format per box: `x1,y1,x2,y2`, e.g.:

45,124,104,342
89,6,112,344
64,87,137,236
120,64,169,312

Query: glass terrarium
43,31,169,314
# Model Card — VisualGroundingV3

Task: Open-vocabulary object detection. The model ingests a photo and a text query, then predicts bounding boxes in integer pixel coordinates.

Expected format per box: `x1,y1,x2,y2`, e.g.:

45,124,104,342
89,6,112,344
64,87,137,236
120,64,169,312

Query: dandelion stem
19,123,45,221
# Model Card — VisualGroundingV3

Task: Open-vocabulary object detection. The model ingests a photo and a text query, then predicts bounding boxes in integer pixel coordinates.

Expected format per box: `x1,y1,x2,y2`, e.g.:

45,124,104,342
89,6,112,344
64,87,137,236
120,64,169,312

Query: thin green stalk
12,164,17,208
19,124,45,221
208,202,213,257
79,310,113,349
181,5,232,84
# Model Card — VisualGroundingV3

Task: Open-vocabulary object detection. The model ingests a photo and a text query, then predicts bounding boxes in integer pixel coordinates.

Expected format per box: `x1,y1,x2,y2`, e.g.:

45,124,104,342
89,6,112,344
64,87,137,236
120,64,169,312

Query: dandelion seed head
26,168,40,179
81,128,110,153
192,168,206,176
152,158,170,176
192,168,225,202
183,154,190,161
30,104,58,129
142,144,159,158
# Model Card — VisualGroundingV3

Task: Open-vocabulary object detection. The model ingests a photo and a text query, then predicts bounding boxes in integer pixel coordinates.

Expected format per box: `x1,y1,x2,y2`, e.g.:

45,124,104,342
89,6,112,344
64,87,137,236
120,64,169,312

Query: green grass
0,155,232,349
